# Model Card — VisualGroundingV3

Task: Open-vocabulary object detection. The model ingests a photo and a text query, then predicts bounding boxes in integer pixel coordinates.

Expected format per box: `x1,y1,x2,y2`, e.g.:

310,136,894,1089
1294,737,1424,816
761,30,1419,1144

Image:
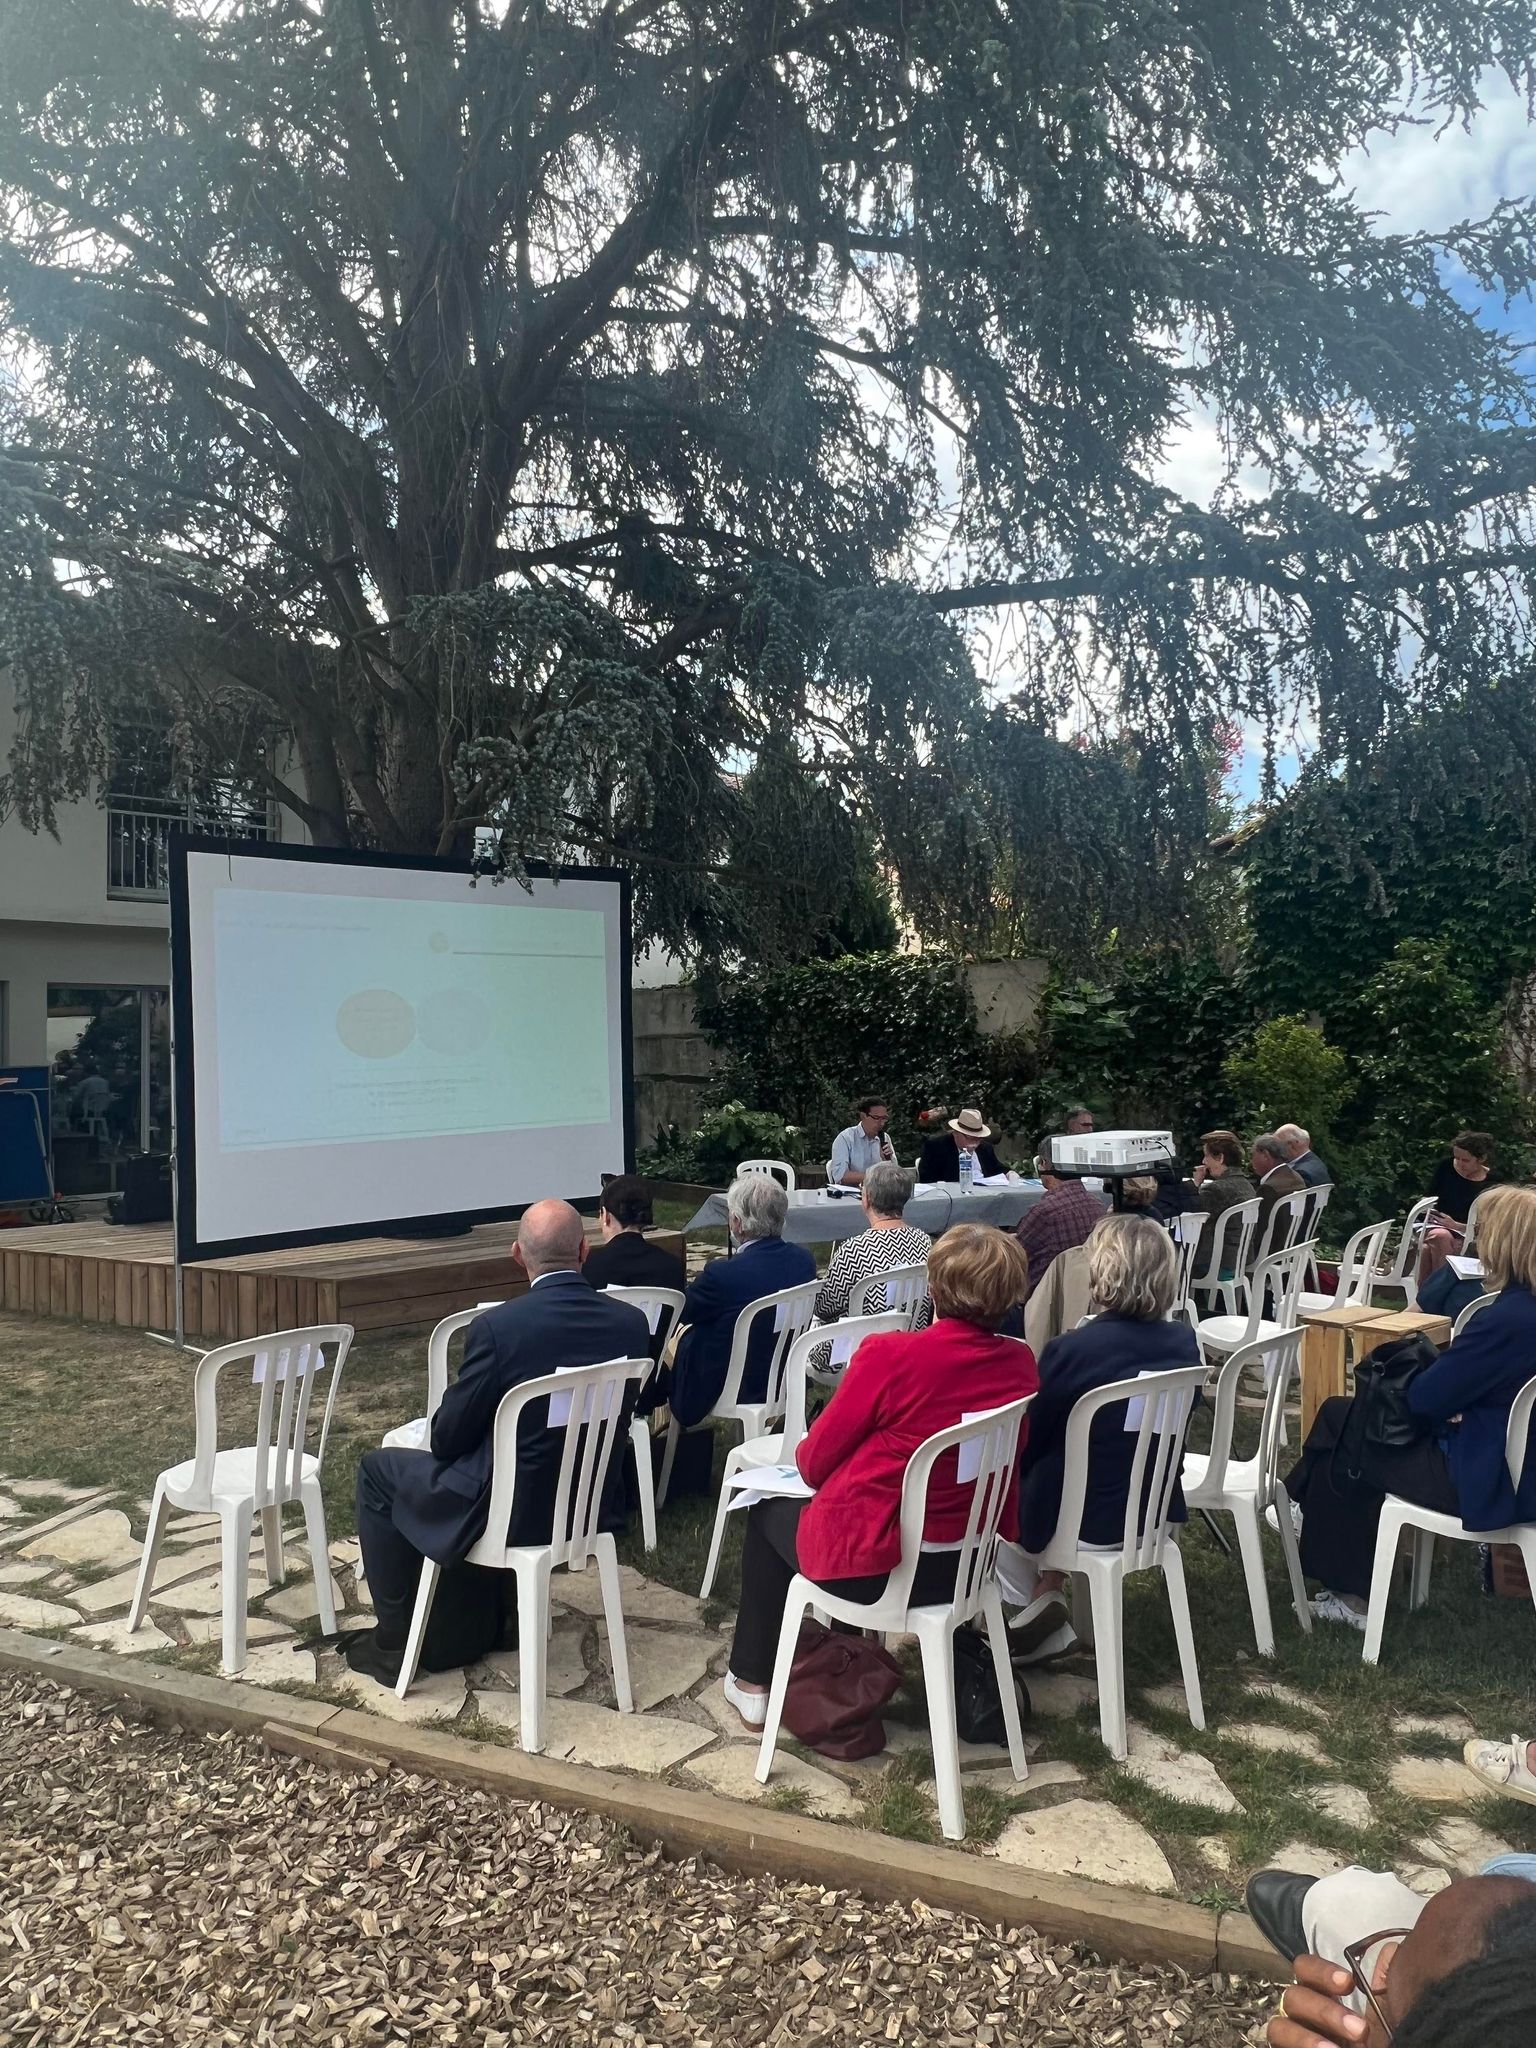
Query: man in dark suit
1275,1122,1331,1187
1251,1132,1307,1252
668,1173,816,1427
917,1107,1006,1183
583,1175,686,1297
350,1200,650,1682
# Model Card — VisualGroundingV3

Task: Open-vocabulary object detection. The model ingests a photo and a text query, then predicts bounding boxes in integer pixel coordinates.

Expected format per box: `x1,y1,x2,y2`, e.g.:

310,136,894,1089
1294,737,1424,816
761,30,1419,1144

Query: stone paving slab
995,1799,1176,1893
1270,1841,1344,1879
180,1614,297,1650
1414,1816,1516,1875
71,1616,178,1657
471,1692,713,1772
19,1508,141,1571
553,1563,707,1627
623,1626,718,1711
468,1625,588,1698
232,1641,318,1688
0,1559,56,1586
686,1740,860,1818
261,1573,346,1623
1393,1710,1476,1742
1224,1721,1327,1763
1389,1755,1485,1805
1305,1782,1374,1829
345,1665,470,1724
0,1591,83,1631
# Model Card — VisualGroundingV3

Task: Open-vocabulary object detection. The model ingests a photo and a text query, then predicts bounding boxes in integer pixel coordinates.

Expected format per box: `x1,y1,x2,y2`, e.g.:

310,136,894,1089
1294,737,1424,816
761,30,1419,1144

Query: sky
1207,69,1536,802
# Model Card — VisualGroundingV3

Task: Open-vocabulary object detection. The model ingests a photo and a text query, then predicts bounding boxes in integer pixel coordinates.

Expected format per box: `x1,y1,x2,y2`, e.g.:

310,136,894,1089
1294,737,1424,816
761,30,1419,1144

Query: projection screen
170,840,632,1260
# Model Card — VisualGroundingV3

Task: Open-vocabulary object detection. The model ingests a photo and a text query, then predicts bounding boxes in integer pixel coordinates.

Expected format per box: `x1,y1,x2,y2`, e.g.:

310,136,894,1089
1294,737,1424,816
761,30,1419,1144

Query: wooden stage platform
0,1220,686,1341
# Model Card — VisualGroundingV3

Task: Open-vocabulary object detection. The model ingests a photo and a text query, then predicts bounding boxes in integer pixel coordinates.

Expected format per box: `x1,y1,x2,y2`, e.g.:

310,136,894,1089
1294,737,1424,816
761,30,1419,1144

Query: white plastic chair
381,1305,498,1452
394,1354,650,1743
696,1309,906,1597
1363,1370,1536,1665
657,1277,822,1504
1452,1291,1498,1337
1462,1190,1489,1254
1297,1220,1392,1318
129,1324,353,1676
1250,1189,1310,1272
1372,1196,1438,1310
1193,1240,1314,1360
1172,1213,1210,1316
754,1397,1035,1839
1182,1331,1310,1656
1034,1362,1209,1758
737,1158,797,1192
1297,1183,1333,1288
602,1284,685,1553
863,1258,931,1326
1189,1196,1261,1316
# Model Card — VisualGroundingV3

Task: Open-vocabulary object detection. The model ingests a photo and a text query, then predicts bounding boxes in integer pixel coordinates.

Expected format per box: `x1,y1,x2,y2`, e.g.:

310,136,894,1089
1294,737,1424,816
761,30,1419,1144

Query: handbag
952,1622,1032,1746
1333,1332,1440,1485
782,1620,904,1759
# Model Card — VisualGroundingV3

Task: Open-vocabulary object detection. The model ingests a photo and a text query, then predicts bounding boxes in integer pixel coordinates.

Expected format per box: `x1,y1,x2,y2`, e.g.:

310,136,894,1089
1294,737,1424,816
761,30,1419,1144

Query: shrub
1222,1014,1350,1146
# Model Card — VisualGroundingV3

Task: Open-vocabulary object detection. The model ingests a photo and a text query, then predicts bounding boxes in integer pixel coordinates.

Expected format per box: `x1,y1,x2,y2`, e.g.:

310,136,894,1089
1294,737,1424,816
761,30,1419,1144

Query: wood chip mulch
0,1672,1271,2045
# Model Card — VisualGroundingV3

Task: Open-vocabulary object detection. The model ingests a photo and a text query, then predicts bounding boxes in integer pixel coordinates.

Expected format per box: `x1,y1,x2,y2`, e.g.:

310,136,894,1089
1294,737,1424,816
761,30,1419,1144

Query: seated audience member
351,1201,651,1684
1193,1128,1256,1210
1121,1175,1158,1209
917,1106,1005,1183
1285,1183,1536,1629
1065,1105,1094,1136
668,1173,816,1428
999,1214,1201,1657
1419,1129,1498,1282
719,1226,1036,1728
1251,1131,1306,1236
811,1161,931,1335
1275,1122,1331,1187
1416,1259,1488,1325
1258,1869,1536,2048
828,1096,898,1186
1014,1137,1103,1300
582,1176,685,1297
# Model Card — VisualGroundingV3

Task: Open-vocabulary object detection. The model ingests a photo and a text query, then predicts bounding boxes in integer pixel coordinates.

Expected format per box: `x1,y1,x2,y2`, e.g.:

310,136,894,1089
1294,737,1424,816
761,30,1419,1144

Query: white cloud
1342,70,1536,235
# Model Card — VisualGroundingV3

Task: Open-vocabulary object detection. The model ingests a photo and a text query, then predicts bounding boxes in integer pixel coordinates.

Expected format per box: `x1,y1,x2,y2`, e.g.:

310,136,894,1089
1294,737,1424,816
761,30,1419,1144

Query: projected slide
213,891,611,1151
172,844,630,1258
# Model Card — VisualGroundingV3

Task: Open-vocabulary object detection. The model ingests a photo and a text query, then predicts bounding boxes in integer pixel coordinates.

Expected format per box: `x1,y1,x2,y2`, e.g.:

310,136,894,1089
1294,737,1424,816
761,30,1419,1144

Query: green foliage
1033,957,1254,1147
1332,941,1530,1220
698,953,998,1154
1223,1016,1350,1145
682,1102,807,1185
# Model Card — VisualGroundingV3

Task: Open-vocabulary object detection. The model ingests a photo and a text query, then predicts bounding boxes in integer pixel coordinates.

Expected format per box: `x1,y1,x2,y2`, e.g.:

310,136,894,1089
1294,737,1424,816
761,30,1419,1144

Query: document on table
724,1464,814,1511
970,1171,1014,1189
1447,1256,1485,1280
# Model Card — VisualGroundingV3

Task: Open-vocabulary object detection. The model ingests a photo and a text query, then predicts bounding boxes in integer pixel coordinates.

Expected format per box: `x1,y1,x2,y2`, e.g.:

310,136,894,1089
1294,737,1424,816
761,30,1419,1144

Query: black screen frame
169,835,634,1263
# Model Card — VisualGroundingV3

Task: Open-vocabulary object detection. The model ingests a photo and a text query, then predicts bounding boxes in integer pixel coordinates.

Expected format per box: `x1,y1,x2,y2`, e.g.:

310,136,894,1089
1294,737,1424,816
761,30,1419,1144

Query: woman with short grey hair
811,1160,932,1337
997,1212,1199,1662
726,1171,790,1241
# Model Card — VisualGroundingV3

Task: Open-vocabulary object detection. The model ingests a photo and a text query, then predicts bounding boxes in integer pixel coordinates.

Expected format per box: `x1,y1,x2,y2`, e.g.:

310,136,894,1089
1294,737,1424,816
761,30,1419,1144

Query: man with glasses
828,1096,897,1186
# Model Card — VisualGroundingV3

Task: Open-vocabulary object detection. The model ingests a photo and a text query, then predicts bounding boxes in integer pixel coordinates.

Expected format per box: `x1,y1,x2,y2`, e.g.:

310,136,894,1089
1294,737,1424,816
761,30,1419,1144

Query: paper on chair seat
724,1463,814,1510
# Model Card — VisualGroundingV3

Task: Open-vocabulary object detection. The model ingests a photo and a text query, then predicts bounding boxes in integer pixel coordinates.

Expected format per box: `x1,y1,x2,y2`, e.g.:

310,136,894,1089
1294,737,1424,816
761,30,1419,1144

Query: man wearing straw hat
917,1106,1006,1184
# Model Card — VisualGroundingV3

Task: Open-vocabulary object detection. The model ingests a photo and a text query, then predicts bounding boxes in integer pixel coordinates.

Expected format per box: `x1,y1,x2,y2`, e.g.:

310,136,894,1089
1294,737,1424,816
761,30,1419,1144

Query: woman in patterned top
812,1161,932,1345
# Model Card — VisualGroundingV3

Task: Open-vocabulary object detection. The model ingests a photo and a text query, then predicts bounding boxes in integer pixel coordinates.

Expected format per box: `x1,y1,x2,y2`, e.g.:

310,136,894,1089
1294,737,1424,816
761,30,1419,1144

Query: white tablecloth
684,1183,1049,1245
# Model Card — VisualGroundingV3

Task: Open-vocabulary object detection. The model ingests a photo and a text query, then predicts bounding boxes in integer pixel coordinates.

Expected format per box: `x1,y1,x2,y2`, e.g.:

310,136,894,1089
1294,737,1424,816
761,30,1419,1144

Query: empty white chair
1035,1362,1209,1758
1183,1331,1310,1655
1250,1189,1310,1272
864,1258,931,1326
697,1309,906,1597
1193,1240,1314,1361
130,1324,354,1676
1188,1197,1261,1317
1372,1196,1438,1310
395,1354,650,1743
1297,1220,1392,1318
602,1284,685,1553
381,1305,495,1451
754,1397,1035,1839
1363,1371,1536,1665
657,1277,821,1504
737,1158,796,1192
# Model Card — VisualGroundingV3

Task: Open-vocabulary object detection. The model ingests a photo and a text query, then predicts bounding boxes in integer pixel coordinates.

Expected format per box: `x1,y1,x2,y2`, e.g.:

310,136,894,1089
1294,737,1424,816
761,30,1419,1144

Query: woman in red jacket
722,1224,1037,1728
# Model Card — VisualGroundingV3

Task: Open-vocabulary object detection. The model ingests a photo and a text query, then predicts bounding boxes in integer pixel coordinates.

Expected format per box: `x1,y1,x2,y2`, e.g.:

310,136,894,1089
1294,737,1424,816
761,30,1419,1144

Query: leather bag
782,1620,904,1759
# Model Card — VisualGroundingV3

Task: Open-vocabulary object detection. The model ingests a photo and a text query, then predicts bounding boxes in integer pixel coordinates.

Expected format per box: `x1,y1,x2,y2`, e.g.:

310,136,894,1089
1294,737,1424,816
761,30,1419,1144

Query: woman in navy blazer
998,1215,1200,1651
1287,1184,1536,1621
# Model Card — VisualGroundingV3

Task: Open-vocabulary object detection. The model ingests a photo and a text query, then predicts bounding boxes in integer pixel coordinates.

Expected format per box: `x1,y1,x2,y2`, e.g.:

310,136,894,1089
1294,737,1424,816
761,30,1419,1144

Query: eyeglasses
864,1111,889,1123
1342,1928,1413,2041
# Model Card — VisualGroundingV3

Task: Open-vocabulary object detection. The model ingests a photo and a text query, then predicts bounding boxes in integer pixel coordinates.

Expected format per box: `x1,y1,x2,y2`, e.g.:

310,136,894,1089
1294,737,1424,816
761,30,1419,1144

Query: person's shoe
342,1627,405,1687
1264,1497,1303,1538
1245,1870,1318,1963
723,1672,768,1730
1006,1590,1071,1656
1311,1589,1368,1632
1012,1621,1079,1666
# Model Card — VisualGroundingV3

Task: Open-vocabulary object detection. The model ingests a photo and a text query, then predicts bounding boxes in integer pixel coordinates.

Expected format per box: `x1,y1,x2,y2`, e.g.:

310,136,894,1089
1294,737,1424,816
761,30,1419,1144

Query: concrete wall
0,920,172,1065
632,984,715,1145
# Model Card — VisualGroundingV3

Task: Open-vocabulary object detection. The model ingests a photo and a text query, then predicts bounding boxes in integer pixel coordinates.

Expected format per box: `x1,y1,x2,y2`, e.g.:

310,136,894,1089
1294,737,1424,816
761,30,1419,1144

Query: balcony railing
106,794,279,900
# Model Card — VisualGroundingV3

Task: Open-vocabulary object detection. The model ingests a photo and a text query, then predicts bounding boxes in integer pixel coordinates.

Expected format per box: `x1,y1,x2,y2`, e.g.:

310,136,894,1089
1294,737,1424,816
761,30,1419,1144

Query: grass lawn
3,1302,1535,1891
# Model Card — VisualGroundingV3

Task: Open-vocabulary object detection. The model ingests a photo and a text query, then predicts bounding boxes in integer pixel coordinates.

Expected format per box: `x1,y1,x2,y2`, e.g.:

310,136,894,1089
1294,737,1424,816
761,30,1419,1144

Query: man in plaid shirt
1015,1138,1105,1299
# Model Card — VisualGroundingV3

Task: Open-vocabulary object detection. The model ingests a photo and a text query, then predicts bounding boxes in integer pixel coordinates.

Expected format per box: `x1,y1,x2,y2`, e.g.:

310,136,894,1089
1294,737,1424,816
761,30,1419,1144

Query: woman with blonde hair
720,1223,1035,1729
1286,1182,1536,1629
999,1213,1202,1659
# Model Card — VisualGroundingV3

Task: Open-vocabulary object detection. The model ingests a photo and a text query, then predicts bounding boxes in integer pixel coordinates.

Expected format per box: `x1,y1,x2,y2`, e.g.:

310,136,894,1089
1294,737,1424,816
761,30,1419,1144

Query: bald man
350,1200,651,1684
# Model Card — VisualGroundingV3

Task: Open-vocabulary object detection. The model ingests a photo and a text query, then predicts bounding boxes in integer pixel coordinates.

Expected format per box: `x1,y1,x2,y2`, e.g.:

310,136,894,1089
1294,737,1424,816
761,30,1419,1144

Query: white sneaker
723,1672,768,1729
1311,1590,1368,1632
1013,1622,1079,1666
1265,1498,1303,1538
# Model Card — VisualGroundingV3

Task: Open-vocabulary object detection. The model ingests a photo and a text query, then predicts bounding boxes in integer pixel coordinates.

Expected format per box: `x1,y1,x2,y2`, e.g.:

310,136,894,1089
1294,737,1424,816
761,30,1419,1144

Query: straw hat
948,1108,992,1140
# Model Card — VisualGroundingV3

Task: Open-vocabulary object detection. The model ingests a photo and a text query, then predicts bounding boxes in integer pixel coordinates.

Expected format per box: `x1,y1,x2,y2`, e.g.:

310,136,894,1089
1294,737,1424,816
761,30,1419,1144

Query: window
47,986,170,1194
105,721,280,899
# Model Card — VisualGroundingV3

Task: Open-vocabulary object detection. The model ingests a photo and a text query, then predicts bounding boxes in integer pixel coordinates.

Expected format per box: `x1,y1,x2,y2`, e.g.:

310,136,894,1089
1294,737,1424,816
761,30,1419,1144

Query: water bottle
958,1145,974,1194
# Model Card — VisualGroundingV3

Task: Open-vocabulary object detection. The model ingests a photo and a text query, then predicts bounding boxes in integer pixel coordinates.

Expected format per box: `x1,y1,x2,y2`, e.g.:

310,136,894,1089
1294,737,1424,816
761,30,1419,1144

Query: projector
1051,1129,1177,1175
